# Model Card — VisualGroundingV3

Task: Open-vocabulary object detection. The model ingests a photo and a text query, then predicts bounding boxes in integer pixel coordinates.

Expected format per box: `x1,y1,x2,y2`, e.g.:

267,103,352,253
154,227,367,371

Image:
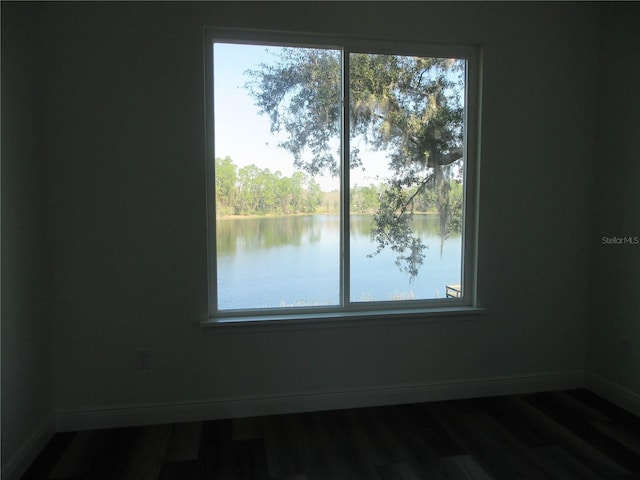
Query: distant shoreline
216,211,438,220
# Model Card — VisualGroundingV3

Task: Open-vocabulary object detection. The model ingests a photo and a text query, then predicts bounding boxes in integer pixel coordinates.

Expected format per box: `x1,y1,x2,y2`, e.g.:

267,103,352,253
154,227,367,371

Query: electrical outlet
136,349,151,369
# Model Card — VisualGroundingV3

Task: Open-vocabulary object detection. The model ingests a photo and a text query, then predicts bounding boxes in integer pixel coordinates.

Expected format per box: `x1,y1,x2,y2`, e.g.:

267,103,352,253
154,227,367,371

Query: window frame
203,28,481,326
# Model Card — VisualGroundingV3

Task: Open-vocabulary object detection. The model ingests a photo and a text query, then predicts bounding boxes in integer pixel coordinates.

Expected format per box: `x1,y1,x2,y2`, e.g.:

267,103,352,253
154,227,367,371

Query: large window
205,30,479,321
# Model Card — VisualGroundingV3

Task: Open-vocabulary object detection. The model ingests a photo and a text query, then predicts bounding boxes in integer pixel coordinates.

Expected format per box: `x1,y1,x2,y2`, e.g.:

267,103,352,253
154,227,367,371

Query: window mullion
341,48,351,308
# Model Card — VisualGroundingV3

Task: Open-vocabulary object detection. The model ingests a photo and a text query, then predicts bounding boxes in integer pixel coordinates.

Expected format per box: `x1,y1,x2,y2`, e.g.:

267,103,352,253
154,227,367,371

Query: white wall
1,3,54,479
587,3,640,415
35,1,601,430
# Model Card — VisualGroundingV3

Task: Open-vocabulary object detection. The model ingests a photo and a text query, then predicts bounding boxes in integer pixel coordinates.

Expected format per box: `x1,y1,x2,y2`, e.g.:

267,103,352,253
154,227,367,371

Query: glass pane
214,43,341,310
349,52,466,302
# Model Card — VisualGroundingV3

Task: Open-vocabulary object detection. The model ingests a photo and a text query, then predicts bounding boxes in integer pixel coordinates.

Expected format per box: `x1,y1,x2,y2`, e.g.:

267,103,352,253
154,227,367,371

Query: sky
213,42,391,192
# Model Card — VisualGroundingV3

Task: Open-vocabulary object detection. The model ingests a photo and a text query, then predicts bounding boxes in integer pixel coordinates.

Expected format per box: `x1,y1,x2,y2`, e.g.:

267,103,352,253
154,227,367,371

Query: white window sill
201,306,485,334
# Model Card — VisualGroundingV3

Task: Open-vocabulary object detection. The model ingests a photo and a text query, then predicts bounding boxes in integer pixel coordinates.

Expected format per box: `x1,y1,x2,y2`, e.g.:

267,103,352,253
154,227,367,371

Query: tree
289,172,305,213
246,48,465,278
216,157,327,216
351,184,380,214
303,175,323,213
237,164,261,214
215,156,238,216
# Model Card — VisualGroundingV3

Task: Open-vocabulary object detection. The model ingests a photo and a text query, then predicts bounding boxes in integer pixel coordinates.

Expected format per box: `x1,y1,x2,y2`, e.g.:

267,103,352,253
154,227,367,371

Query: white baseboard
585,372,640,418
55,371,585,432
1,417,54,480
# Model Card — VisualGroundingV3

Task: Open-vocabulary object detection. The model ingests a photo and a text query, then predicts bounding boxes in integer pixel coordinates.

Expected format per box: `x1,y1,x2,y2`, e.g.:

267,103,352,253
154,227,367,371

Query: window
205,29,479,322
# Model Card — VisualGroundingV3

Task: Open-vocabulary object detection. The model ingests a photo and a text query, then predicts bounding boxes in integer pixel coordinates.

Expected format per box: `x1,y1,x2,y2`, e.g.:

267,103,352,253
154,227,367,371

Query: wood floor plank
47,429,112,479
46,430,97,479
198,418,233,479
533,445,605,480
401,402,467,457
102,427,143,480
375,404,465,480
550,390,613,423
262,413,291,478
282,412,322,478
361,405,429,474
374,464,402,480
506,395,635,478
158,460,200,480
164,422,202,463
120,424,173,480
441,455,494,480
345,407,400,472
524,393,640,476
45,426,139,480
346,407,401,467
272,412,324,480
425,399,558,479
230,438,269,480
263,412,310,479
591,419,640,456
319,408,380,480
233,415,263,441
567,389,640,426
307,410,360,479
20,433,75,480
479,396,553,448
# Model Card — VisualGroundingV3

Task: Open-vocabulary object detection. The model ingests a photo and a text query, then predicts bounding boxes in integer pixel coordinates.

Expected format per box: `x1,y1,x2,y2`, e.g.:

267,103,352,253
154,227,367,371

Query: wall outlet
136,349,151,369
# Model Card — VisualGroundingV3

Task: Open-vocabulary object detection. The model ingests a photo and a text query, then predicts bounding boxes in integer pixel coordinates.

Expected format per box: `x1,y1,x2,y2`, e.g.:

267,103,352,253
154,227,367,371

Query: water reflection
216,215,339,254
218,214,445,254
216,214,461,309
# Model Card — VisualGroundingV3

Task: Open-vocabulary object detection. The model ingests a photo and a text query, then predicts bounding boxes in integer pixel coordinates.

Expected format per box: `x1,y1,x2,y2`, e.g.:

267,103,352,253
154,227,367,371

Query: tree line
351,178,463,223
215,156,323,216
216,156,463,225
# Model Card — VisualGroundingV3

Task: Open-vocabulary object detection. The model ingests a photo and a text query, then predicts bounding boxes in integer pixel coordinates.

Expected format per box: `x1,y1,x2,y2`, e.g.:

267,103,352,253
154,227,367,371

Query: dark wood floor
22,389,640,480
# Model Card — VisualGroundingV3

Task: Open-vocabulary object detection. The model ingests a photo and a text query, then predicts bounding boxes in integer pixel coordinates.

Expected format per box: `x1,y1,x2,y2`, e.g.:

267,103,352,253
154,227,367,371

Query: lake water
216,214,461,310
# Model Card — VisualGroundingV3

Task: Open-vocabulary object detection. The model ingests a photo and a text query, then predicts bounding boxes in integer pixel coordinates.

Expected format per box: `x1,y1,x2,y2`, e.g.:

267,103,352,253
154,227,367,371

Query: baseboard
1,416,55,480
585,372,640,418
55,371,585,432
